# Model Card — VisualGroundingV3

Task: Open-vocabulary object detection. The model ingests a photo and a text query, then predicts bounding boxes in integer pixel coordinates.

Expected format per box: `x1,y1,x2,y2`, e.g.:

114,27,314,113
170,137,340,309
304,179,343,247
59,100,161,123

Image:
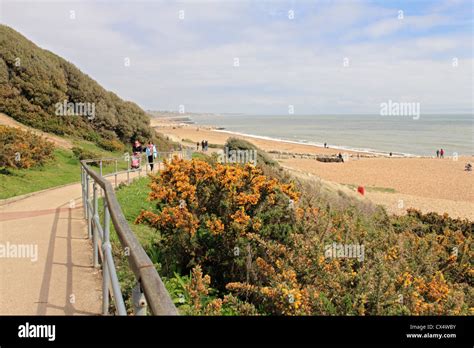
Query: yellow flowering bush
136,156,473,316
136,157,300,288
0,125,55,169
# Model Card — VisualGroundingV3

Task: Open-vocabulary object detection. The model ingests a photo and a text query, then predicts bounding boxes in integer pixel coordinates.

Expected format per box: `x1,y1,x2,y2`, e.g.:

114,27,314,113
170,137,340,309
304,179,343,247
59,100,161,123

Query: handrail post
86,174,92,239
145,153,148,175
132,283,147,316
81,168,86,217
102,198,111,315
93,182,99,268
79,159,179,316
114,159,118,188
105,246,127,315
85,173,89,219
138,153,142,178
127,156,130,185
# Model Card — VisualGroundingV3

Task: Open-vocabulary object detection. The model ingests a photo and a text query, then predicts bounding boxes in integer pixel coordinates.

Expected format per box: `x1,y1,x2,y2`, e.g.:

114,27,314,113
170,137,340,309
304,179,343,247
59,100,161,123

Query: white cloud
362,14,453,39
1,0,472,114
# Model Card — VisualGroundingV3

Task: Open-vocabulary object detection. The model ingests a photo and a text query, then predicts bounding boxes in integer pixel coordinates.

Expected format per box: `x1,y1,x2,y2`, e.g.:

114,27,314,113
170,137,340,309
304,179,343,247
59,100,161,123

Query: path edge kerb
0,181,81,207
0,167,146,207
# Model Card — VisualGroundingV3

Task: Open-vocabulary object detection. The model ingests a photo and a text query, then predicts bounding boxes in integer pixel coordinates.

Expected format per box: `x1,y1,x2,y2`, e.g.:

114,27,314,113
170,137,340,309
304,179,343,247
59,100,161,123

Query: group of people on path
197,140,209,151
436,148,445,158
132,139,158,170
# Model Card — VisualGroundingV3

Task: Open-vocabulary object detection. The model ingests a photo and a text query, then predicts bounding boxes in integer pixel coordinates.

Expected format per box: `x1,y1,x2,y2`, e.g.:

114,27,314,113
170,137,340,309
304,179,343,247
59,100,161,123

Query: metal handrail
80,150,190,315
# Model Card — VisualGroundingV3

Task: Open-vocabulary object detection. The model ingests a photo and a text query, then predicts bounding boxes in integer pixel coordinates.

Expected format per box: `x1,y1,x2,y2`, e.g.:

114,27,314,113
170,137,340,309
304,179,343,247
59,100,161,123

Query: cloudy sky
1,0,472,114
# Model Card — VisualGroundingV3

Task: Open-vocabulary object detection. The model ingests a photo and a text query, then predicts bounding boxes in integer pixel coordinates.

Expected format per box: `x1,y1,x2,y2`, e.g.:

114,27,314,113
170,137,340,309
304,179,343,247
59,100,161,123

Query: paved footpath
0,181,103,315
0,170,147,315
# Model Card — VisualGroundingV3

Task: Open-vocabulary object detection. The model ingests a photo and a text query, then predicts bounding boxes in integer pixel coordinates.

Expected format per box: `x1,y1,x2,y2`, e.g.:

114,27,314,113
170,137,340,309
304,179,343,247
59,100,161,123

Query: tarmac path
0,170,146,315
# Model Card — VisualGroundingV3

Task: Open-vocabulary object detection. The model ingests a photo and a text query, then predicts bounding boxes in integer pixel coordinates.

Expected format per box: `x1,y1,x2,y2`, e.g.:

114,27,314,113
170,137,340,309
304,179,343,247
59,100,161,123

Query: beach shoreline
212,128,418,158
151,118,474,220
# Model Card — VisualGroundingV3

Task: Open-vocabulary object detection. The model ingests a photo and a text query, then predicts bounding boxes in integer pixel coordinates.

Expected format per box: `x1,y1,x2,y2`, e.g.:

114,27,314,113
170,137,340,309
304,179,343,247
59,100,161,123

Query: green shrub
98,138,124,152
0,125,55,169
71,146,100,163
225,137,276,167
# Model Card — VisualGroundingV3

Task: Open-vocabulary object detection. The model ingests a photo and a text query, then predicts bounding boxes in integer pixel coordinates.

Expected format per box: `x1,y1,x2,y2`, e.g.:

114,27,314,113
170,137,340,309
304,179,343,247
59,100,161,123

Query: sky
0,0,473,114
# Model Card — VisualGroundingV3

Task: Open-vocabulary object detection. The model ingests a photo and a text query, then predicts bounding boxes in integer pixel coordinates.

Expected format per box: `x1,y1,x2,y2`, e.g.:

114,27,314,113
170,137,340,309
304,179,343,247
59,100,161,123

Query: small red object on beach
357,186,365,195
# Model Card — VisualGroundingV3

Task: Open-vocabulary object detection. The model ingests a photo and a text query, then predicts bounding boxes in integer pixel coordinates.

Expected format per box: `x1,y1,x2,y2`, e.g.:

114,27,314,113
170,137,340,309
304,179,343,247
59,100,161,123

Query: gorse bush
227,205,472,315
135,157,299,289
136,157,473,316
71,146,101,161
97,138,125,153
0,125,55,169
225,137,277,167
165,265,260,315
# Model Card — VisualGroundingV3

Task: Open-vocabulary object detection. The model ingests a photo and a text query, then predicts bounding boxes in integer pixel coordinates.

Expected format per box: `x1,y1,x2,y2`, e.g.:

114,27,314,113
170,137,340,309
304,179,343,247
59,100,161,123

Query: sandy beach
152,120,474,220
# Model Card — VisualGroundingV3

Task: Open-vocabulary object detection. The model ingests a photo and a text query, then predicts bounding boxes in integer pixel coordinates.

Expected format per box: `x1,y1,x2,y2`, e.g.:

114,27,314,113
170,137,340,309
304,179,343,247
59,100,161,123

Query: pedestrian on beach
436,149,440,158
205,140,208,151
201,140,205,151
196,142,200,151
324,142,327,148
440,148,444,158
146,141,158,171
338,153,344,163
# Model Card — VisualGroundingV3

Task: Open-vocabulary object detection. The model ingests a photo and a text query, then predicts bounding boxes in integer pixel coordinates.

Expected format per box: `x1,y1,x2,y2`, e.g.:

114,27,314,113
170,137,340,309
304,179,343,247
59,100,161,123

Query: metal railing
80,150,191,315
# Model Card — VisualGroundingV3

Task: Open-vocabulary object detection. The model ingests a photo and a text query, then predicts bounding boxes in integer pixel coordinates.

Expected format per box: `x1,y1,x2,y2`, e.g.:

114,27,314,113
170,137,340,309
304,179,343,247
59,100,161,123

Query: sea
190,114,473,157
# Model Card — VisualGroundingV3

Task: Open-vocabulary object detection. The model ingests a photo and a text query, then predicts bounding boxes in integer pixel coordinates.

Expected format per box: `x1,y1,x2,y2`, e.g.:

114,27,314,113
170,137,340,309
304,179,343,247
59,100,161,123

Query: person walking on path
146,141,158,171
440,148,445,158
196,141,200,151
436,149,440,158
132,139,142,154
131,140,143,169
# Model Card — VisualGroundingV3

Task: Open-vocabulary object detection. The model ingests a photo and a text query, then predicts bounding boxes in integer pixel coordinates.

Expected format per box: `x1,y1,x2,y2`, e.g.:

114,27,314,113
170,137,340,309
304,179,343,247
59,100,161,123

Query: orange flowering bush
136,157,300,288
135,157,472,316
0,125,55,169
224,205,472,316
